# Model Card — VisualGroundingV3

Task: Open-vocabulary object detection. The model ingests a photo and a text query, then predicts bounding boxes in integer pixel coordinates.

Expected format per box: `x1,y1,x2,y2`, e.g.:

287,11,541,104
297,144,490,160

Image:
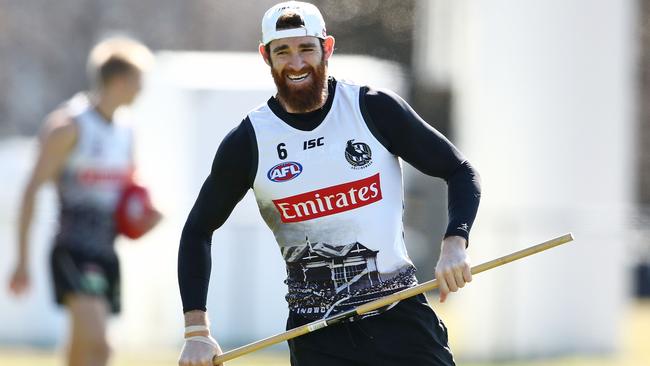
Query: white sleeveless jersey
249,80,417,319
55,94,133,250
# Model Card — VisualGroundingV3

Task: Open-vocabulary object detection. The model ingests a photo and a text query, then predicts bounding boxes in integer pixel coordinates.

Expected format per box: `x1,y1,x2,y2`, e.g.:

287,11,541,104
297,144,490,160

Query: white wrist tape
185,325,209,334
186,335,219,350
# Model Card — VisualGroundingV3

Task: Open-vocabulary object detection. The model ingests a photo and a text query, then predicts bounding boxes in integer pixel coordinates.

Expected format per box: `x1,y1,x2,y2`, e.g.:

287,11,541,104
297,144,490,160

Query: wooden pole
213,233,574,365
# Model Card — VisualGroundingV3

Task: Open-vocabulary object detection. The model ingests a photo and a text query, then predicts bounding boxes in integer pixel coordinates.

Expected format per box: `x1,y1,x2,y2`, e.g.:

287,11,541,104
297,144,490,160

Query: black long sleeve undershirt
178,78,481,312
361,87,481,239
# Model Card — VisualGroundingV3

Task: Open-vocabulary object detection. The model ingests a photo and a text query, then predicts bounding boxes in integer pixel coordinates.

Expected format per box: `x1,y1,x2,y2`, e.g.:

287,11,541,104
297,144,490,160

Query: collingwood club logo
345,139,372,169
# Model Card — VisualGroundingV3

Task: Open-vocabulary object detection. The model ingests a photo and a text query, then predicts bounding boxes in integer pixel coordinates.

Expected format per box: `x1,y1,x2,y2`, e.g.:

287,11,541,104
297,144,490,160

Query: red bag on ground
115,182,162,239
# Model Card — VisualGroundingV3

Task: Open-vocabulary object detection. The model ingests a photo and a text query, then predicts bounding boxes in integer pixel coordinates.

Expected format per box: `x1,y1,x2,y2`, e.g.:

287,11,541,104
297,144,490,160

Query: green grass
0,348,644,366
0,350,641,366
1,301,648,366
0,349,289,366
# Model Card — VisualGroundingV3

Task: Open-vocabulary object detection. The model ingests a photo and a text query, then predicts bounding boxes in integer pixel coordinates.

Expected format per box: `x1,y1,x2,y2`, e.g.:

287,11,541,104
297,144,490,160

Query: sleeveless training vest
55,94,133,252
249,80,417,319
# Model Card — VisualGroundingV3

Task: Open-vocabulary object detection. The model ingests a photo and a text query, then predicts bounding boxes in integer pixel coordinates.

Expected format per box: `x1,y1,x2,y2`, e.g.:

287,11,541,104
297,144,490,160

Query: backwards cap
262,1,326,45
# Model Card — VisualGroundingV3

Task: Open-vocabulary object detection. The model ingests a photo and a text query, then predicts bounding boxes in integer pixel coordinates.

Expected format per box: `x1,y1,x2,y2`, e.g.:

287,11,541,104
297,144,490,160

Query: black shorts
50,245,121,314
287,294,455,366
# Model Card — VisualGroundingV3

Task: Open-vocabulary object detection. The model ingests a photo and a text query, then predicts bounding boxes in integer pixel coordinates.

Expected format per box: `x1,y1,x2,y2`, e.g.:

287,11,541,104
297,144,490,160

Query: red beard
272,60,327,113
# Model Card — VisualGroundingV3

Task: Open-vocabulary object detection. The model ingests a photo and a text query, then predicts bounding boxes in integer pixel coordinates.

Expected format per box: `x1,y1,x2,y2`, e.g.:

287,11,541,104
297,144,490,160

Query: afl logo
268,161,303,182
345,139,372,169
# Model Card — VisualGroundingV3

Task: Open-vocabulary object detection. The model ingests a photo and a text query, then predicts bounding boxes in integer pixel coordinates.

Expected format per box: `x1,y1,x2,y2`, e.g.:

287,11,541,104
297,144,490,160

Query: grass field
1,301,648,366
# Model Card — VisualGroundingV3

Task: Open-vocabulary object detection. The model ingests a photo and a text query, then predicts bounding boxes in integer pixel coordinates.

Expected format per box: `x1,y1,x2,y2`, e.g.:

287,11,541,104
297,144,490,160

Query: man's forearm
445,161,481,241
178,221,212,312
17,184,37,265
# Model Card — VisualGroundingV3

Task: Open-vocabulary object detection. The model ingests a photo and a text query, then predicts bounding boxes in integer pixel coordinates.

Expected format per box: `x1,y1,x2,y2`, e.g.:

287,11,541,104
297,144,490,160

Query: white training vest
55,94,133,249
249,80,417,318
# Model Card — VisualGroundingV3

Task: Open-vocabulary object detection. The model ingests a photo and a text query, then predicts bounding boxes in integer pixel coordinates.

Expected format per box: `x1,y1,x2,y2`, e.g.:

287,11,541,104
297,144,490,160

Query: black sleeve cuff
444,227,470,242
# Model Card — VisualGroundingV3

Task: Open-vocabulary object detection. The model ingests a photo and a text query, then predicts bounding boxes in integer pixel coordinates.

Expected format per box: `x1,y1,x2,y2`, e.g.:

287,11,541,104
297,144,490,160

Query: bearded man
177,2,481,365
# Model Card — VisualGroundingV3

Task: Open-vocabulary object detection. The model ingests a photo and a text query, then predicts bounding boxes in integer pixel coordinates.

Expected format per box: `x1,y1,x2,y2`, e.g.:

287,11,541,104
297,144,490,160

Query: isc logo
267,161,303,182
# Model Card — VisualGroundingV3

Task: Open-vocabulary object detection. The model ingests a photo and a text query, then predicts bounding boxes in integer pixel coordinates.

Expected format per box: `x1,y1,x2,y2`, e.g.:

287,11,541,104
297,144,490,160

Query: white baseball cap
262,1,327,45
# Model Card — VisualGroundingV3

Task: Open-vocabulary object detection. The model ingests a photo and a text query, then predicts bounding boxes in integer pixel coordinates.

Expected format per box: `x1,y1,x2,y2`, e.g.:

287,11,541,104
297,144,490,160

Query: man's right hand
179,335,223,366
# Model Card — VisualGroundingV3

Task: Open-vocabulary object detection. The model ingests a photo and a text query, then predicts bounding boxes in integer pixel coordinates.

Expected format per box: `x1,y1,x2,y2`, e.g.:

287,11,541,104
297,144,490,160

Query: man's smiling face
261,35,334,113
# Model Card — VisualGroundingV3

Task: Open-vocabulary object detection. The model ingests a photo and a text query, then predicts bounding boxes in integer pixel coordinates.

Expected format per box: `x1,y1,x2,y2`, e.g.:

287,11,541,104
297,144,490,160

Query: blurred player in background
8,37,159,366
178,1,480,365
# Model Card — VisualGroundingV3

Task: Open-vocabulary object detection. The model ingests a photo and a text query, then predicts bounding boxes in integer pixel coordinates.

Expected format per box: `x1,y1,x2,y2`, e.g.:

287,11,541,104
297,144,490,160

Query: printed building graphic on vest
283,238,381,294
